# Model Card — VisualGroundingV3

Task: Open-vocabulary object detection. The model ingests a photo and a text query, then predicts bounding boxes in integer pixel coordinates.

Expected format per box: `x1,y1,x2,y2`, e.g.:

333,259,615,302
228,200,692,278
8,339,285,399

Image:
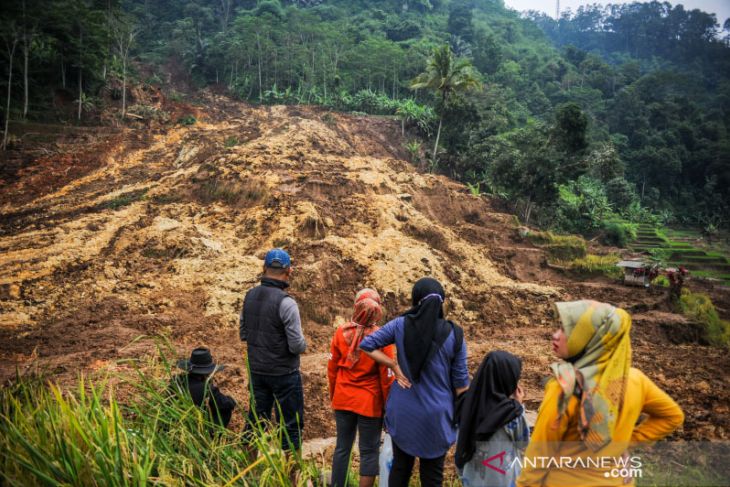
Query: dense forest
2,0,729,238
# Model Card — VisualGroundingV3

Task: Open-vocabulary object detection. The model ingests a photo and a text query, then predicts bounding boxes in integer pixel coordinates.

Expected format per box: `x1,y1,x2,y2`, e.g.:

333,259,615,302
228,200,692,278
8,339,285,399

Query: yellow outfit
517,367,684,487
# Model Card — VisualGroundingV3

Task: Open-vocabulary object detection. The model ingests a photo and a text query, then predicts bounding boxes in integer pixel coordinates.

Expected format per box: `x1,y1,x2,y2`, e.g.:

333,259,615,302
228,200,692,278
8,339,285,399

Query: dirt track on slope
1,94,728,447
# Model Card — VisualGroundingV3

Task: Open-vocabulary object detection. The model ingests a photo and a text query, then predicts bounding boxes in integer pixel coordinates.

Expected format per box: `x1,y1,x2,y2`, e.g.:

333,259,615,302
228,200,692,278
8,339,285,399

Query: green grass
177,115,197,126
98,189,148,210
690,270,730,281
193,178,268,207
556,254,622,279
0,342,323,486
627,225,730,283
679,290,730,347
527,231,587,261
638,457,728,487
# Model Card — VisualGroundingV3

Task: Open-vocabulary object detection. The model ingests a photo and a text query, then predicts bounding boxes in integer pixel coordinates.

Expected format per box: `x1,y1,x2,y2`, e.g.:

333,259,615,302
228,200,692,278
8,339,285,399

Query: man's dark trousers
247,371,304,450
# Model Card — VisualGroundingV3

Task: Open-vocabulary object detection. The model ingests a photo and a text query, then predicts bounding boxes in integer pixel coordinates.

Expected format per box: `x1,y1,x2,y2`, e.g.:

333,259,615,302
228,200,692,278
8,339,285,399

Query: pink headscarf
341,289,384,368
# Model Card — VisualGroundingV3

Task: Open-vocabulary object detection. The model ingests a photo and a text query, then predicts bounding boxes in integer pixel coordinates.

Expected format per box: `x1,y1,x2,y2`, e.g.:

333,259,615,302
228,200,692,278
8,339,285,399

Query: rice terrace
1,0,729,485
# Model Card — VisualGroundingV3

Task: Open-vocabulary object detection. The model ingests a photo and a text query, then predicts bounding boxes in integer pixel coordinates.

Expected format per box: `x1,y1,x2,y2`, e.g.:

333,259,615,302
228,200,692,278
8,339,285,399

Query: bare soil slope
1,94,728,443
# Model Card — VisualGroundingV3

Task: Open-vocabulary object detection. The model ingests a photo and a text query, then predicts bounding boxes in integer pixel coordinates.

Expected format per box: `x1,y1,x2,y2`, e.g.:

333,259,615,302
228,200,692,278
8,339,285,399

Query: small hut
617,260,652,287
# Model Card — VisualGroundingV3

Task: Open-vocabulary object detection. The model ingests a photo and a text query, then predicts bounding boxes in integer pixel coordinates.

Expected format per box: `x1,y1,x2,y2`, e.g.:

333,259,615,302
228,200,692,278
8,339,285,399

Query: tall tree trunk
641,176,646,201
322,54,326,103
256,34,262,101
432,115,443,163
77,29,83,121
121,59,127,118
23,38,29,119
61,55,65,88
392,66,396,99
3,38,18,151
524,198,533,226
21,0,30,119
77,66,83,121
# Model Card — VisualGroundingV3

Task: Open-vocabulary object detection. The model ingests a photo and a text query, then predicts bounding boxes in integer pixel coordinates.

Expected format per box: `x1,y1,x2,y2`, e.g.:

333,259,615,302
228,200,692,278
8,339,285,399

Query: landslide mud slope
1,95,727,442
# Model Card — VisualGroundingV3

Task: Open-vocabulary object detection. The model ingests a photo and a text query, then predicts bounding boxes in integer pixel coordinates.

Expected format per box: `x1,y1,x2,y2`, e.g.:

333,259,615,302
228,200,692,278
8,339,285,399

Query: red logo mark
482,450,507,475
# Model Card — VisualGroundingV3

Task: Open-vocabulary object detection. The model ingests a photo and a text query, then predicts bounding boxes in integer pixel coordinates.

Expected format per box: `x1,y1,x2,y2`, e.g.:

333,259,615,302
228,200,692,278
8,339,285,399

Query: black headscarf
454,350,523,469
402,277,451,383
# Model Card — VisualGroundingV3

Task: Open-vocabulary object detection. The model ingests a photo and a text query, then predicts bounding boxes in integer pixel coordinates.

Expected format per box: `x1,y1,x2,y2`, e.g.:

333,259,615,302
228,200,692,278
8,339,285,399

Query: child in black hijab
455,350,530,487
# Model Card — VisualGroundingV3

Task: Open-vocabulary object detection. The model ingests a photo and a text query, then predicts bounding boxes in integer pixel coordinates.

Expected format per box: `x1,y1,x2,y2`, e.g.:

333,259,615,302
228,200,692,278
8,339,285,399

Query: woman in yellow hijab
517,300,684,487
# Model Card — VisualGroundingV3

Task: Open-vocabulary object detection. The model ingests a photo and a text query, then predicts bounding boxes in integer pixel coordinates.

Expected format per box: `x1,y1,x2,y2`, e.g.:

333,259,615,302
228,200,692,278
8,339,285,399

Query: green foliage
647,247,672,265
466,182,481,197
0,346,322,485
679,290,730,348
553,103,588,153
652,275,670,287
404,140,422,163
557,253,622,279
224,136,239,148
411,44,481,161
555,176,614,233
98,190,148,210
1,0,728,232
395,99,437,137
177,115,197,126
601,220,637,248
528,230,587,261
605,178,637,210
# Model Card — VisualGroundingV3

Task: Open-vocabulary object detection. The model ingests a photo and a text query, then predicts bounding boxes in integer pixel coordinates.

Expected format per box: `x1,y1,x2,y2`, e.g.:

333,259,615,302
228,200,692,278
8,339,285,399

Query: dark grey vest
243,280,299,375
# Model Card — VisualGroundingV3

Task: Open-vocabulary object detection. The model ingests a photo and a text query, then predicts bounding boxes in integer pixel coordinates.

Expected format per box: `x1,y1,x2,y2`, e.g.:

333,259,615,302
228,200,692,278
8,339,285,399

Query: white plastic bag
379,433,393,487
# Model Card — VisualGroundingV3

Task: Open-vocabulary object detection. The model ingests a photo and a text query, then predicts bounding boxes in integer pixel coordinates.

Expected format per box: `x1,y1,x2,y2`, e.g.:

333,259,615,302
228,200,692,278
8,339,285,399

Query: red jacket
327,325,395,418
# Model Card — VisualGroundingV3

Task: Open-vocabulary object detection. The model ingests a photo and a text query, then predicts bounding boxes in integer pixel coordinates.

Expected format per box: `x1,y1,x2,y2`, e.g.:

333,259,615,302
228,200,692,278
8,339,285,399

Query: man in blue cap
240,248,307,452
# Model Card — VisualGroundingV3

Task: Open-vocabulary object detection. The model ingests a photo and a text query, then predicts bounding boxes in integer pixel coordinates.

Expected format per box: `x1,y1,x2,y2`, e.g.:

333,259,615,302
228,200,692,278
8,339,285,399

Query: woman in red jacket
328,289,395,487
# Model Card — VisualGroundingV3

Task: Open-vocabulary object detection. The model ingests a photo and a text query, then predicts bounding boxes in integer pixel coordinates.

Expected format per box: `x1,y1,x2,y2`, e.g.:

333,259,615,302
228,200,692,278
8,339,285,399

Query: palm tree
411,44,481,163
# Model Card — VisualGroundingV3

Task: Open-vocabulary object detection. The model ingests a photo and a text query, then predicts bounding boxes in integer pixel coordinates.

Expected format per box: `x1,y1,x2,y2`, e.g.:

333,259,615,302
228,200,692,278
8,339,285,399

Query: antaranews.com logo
482,452,643,479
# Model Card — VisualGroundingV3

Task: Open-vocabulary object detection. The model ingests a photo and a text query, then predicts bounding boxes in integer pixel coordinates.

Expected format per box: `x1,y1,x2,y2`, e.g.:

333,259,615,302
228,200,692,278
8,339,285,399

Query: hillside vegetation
2,0,730,235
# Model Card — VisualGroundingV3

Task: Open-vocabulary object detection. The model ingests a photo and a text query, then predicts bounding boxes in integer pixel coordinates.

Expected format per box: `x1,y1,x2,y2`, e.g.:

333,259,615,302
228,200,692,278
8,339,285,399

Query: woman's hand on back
393,363,412,389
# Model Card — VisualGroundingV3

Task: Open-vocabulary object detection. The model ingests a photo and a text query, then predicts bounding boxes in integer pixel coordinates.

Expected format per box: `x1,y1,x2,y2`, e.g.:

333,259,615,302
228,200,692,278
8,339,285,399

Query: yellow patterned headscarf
550,300,632,451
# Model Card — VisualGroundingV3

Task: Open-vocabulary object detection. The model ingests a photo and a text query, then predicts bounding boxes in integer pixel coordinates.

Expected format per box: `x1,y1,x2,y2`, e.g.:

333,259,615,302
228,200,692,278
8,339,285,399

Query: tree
411,44,481,163
111,14,138,119
1,21,19,150
20,0,38,119
552,102,588,153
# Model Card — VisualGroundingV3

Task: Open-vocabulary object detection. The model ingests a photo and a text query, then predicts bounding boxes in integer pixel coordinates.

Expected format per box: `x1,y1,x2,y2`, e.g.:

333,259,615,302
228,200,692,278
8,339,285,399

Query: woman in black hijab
455,350,530,487
360,277,470,487
402,277,453,382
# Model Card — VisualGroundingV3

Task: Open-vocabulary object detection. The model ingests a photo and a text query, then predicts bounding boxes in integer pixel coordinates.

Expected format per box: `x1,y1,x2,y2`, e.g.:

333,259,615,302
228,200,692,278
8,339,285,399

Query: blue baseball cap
264,248,291,269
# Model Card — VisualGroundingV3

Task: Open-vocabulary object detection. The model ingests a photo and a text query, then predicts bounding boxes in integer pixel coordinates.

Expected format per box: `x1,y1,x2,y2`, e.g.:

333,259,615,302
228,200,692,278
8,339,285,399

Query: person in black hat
240,248,307,452
170,347,237,428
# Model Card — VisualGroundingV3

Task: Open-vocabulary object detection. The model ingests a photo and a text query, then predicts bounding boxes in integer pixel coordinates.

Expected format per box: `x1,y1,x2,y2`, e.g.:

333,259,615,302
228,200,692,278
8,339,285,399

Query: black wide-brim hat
177,347,226,375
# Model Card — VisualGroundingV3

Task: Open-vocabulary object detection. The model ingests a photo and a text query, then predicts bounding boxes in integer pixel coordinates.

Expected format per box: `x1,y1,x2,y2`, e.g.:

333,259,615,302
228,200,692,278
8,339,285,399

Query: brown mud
1,93,728,449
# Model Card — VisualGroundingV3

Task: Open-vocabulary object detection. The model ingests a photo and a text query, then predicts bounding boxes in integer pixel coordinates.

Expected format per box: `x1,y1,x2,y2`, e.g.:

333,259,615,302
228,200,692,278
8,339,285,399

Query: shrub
679,290,730,348
652,275,670,287
98,189,148,210
601,220,637,247
404,140,422,163
321,112,336,126
193,178,267,207
555,177,615,234
178,115,197,126
606,177,637,210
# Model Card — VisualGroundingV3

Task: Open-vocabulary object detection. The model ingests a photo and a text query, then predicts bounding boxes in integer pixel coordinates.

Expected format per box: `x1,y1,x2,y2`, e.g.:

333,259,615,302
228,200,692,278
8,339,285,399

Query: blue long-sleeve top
360,316,469,459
